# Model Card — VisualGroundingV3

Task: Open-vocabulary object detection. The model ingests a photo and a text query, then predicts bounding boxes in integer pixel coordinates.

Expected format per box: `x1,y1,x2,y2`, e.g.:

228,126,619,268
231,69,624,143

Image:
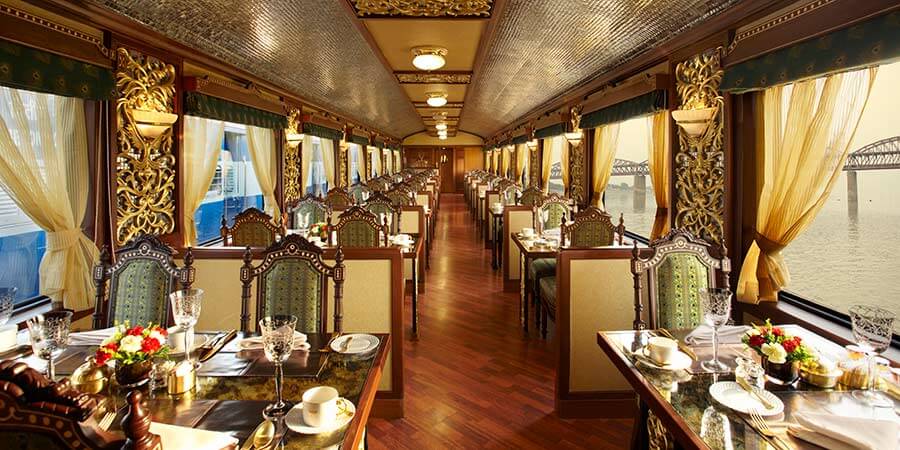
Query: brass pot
763,359,800,385
114,360,152,388
71,359,112,394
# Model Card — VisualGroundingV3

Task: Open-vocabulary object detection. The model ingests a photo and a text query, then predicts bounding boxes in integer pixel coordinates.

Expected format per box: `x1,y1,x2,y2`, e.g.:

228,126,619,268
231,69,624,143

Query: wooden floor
368,194,631,449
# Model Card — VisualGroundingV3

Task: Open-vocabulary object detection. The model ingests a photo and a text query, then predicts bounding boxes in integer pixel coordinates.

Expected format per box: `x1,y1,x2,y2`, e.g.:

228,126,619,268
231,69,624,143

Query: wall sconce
285,132,305,147
565,104,583,145
526,139,538,150
131,108,178,139
564,129,582,145
671,98,721,137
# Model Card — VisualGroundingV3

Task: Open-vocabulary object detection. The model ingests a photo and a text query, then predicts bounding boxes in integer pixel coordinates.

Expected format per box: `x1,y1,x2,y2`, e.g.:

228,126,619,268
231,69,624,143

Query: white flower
761,343,787,364
101,335,118,347
748,328,761,336
148,330,166,346
119,335,143,353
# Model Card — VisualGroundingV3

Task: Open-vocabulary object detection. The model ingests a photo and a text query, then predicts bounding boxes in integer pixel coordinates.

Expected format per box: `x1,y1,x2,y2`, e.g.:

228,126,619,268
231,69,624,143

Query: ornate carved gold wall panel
568,105,586,205
674,50,725,245
351,0,493,17
338,143,349,188
530,147,540,187
283,109,302,203
114,47,177,246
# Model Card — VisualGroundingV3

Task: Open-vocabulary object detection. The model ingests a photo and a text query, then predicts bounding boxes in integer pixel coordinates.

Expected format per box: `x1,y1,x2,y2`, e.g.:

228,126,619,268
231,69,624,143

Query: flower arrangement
94,323,170,366
308,222,328,240
742,320,814,364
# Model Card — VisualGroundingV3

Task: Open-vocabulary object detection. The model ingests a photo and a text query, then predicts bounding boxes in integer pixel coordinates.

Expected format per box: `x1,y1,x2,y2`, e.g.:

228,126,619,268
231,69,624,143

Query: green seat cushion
109,259,171,326
337,220,379,247
261,259,322,334
529,258,557,280
539,276,557,313
233,222,275,247
655,253,710,329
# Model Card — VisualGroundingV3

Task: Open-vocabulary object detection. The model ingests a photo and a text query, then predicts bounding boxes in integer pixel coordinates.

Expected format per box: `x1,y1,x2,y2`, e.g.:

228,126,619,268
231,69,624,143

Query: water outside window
604,116,657,239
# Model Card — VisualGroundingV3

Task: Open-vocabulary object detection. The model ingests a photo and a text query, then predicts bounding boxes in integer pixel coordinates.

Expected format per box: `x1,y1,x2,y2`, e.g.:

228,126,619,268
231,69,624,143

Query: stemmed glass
0,287,16,325
170,288,203,366
27,311,72,379
699,287,732,373
849,305,895,407
260,315,298,418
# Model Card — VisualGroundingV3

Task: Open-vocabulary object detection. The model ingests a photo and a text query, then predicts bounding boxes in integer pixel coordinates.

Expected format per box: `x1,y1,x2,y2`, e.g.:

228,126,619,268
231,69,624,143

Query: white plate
285,397,355,435
709,381,784,416
634,347,693,371
330,334,380,354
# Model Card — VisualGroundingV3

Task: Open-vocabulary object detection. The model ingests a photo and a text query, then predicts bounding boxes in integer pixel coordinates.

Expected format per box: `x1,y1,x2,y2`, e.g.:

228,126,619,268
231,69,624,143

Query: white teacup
521,228,535,238
647,336,678,365
167,327,194,354
394,234,412,244
302,386,339,428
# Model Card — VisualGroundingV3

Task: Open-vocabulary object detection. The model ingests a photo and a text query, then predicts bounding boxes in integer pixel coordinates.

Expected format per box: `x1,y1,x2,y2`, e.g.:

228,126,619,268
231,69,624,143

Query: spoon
241,419,275,450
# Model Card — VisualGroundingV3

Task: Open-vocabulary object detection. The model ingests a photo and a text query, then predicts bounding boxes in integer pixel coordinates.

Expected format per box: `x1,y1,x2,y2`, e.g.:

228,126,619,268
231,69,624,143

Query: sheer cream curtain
0,88,98,310
515,143,527,185
383,149,393,175
246,125,281,220
301,135,315,195
646,112,670,239
394,151,402,171
737,68,877,303
501,147,511,178
355,145,368,182
540,139,553,193
320,138,336,189
372,146,382,176
183,116,225,246
591,124,621,208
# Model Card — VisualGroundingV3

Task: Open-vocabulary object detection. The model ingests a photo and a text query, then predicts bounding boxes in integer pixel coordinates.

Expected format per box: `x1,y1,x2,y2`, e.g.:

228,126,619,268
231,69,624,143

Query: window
604,116,657,238
370,147,380,178
0,187,44,305
545,136,565,194
781,61,900,318
305,137,327,196
195,122,264,244
348,144,361,185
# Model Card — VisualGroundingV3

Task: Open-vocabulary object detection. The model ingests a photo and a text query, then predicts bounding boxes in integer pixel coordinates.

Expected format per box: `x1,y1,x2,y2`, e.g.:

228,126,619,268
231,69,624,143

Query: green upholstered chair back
630,229,731,331
348,184,372,204
537,194,569,230
291,195,331,227
93,235,194,329
518,187,543,207
364,192,399,234
221,207,280,247
562,207,624,248
331,206,386,248
240,235,345,334
386,188,415,207
324,188,353,210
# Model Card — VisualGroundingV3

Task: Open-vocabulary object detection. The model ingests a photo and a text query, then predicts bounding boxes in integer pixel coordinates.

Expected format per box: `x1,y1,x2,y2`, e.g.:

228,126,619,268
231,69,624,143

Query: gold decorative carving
338,142,349,188
0,4,110,57
568,105,586,204
396,72,472,84
352,0,493,17
283,109,302,203
114,47,177,245
674,50,725,245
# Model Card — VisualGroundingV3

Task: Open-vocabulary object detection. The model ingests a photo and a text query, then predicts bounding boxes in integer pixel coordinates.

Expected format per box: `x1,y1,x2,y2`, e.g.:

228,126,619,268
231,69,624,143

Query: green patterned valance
511,135,529,145
0,40,115,100
535,123,565,139
581,90,667,129
375,141,385,149
184,91,287,129
302,122,343,141
349,135,369,145
722,11,900,93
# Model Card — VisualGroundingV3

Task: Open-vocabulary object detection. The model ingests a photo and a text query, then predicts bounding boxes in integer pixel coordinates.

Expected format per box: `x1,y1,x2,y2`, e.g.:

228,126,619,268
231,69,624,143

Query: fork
748,409,792,450
98,411,116,431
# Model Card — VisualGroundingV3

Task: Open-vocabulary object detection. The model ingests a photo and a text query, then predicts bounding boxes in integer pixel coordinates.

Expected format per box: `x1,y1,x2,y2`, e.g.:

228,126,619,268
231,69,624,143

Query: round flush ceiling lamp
438,135,448,140
435,122,448,131
432,112,448,121
411,46,448,71
426,92,448,108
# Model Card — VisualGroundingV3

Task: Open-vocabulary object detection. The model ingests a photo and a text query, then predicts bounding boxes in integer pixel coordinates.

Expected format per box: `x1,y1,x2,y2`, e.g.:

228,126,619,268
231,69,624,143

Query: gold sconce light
285,132,305,146
130,108,178,139
564,104,583,145
671,103,719,137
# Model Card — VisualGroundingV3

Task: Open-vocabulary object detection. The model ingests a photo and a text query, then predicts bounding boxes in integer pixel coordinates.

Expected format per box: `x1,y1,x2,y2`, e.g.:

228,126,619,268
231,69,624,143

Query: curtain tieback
47,228,85,251
754,232,786,254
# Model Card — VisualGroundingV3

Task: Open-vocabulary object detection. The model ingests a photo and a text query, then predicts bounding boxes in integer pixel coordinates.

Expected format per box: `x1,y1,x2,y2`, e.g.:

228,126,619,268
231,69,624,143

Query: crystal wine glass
700,405,734,450
170,288,203,366
260,315,298,418
699,287,732,373
27,310,72,379
849,305,895,407
0,287,16,326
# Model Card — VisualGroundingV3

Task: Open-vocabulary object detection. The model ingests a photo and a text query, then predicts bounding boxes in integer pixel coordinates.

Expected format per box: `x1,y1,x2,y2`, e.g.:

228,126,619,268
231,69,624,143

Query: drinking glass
700,406,734,450
699,287,732,373
27,310,72,379
0,287,16,325
849,305,895,407
170,288,203,365
260,315,298,418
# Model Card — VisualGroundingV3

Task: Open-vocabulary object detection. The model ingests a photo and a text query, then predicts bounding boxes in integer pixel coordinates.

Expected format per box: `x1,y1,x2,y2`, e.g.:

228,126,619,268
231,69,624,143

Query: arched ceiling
90,0,740,139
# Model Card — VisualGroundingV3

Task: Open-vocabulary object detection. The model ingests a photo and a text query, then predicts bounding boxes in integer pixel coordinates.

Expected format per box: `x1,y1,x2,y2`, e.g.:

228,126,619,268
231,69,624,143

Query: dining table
14,331,390,450
597,326,900,450
510,232,558,333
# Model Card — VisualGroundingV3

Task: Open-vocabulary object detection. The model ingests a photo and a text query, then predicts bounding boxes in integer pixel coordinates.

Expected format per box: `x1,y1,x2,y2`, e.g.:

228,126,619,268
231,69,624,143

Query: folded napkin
149,422,238,450
238,331,309,350
68,327,117,346
542,228,561,238
789,411,900,450
684,324,750,346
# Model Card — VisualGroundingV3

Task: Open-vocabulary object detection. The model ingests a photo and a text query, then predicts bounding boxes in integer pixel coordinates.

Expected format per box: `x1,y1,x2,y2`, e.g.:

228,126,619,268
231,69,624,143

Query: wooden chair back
561,207,624,247
329,206,388,248
364,192,400,235
324,187,353,210
534,194,570,231
348,183,372,205
221,207,280,247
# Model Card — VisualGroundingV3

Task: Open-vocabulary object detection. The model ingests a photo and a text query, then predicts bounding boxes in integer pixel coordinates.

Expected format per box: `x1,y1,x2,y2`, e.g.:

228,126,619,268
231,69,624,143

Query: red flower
153,326,168,337
748,335,765,348
94,349,111,365
126,325,144,336
103,342,118,352
140,336,161,353
771,327,784,337
782,339,798,353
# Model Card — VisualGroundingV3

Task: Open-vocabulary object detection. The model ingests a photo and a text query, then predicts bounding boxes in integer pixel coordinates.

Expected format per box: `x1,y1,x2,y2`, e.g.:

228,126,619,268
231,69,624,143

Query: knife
0,345,33,360
198,330,237,363
737,376,775,410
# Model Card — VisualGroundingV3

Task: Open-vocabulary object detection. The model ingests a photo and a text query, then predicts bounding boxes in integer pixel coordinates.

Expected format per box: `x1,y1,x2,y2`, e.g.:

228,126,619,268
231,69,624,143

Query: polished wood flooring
368,194,631,449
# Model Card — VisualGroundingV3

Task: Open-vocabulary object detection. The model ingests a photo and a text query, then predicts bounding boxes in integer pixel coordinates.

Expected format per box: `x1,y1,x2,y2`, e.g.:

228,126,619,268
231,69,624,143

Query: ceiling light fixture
426,92,448,107
437,130,448,136
411,46,448,71
439,135,447,140
435,122,448,131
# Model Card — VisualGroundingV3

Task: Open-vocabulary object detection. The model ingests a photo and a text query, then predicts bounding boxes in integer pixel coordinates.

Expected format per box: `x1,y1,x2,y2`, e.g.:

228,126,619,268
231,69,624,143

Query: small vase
115,360,153,388
763,359,800,386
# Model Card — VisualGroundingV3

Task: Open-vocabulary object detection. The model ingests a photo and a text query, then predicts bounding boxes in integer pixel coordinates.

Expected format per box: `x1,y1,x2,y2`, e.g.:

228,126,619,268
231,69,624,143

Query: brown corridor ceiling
90,0,740,139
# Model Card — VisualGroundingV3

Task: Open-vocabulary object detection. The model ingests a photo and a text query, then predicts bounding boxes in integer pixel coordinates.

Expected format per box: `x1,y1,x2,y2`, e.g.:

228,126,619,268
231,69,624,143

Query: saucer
634,346,693,371
285,397,356,434
166,334,209,356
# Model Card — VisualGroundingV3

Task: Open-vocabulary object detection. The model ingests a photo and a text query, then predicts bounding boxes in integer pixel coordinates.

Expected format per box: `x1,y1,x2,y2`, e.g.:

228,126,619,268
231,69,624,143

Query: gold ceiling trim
351,0,493,17
0,4,110,57
395,71,472,84
727,0,835,54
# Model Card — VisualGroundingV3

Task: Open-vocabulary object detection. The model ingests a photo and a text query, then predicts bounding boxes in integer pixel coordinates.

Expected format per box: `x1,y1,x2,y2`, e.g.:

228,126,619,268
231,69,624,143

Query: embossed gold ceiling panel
459,0,740,136
89,0,423,137
350,0,494,18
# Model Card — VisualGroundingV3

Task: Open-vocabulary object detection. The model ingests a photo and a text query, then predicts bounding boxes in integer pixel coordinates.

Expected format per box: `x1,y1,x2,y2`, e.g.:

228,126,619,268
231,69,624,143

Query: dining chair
348,183,372,205
92,234,194,329
535,193,570,231
630,229,731,331
240,235,345,334
329,205,389,248
386,186,416,208
364,192,400,235
288,194,331,228
527,194,572,336
220,207,281,248
324,187,353,211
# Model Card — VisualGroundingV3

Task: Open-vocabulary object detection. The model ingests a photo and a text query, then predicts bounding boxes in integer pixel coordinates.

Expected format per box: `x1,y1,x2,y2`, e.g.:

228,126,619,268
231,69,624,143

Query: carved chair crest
519,186,543,207
221,207,281,248
630,229,731,331
534,193,570,230
240,235,345,334
561,206,625,247
386,187,416,207
348,183,373,205
324,187,353,210
92,234,194,329
288,194,331,228
329,206,388,248
364,192,400,234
